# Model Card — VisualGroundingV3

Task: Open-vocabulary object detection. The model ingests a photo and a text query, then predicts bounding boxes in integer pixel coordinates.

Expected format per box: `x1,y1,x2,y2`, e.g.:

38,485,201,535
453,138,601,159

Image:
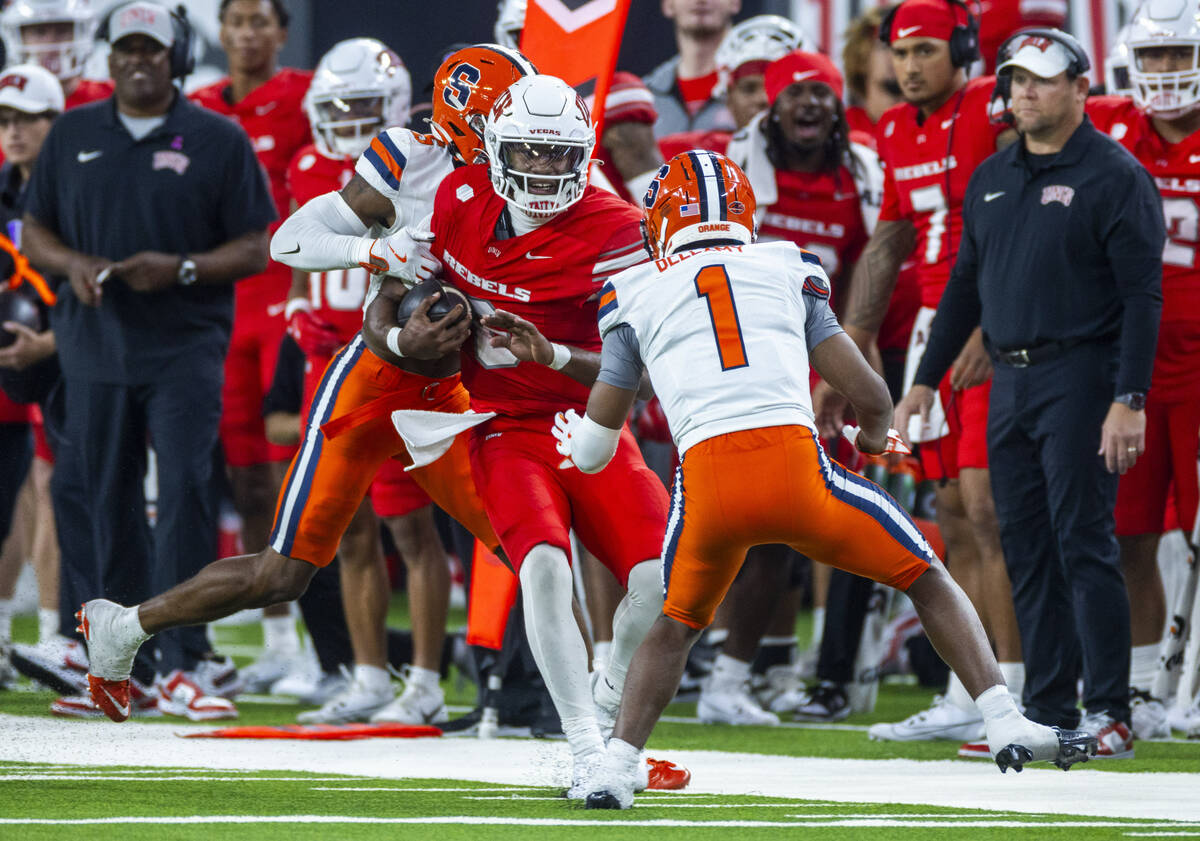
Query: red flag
520,0,633,141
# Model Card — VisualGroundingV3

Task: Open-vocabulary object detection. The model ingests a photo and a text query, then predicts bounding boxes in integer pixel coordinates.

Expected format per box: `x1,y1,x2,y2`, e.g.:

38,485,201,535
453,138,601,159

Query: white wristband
549,342,571,371
386,326,405,358
284,297,312,321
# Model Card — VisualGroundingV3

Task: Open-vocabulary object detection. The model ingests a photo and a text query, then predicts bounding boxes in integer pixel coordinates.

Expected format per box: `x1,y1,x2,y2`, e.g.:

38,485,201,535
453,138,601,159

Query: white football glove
357,227,440,284
552,409,581,459
842,424,912,456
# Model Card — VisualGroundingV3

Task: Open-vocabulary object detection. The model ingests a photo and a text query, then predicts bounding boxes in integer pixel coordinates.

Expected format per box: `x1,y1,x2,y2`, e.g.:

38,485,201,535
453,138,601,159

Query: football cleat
793,681,851,722
585,790,629,810
565,751,604,801
698,683,780,726
53,676,160,719
644,758,691,790
297,672,392,723
957,740,991,759
867,695,985,742
0,644,16,689
369,667,448,725
155,670,238,721
1079,711,1135,759
995,727,1097,773
84,674,133,722
190,655,244,700
1130,691,1170,740
10,636,89,695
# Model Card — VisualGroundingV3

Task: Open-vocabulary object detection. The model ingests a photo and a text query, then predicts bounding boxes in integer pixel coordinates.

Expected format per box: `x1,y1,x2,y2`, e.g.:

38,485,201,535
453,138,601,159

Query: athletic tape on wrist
549,342,571,371
386,326,405,358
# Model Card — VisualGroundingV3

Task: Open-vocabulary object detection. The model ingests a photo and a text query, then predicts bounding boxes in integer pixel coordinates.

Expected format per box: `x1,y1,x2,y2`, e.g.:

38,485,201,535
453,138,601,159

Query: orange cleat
86,673,133,722
645,758,691,790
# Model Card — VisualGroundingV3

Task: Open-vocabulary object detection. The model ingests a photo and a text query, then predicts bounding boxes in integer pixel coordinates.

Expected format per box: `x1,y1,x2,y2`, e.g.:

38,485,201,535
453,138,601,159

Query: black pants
62,374,221,679
988,342,1130,727
0,422,32,546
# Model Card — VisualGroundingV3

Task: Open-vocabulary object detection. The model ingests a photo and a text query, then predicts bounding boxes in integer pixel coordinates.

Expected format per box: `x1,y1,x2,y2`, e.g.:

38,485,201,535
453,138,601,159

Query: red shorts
467,414,668,587
221,282,296,467
269,336,497,567
663,426,934,629
31,407,52,464
1114,394,1200,537
301,352,431,520
918,375,991,481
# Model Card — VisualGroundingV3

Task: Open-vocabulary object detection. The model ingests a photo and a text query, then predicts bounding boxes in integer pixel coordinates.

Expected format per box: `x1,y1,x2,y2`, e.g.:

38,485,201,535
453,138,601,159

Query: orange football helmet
430,43,538,165
642,150,757,259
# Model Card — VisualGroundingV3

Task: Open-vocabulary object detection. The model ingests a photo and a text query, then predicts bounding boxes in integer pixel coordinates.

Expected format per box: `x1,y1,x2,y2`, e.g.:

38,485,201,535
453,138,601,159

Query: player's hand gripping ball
0,289,42,349
396,277,470,328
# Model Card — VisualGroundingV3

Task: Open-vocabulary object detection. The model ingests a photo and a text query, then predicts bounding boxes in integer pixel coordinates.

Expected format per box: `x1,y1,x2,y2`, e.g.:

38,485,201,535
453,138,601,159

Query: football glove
552,408,581,459
842,424,912,456
358,228,440,284
285,298,343,358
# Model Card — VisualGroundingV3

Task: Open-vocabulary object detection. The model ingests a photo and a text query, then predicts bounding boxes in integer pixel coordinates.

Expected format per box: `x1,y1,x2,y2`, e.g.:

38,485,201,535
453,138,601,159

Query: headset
879,0,981,69
97,2,195,80
991,27,1091,114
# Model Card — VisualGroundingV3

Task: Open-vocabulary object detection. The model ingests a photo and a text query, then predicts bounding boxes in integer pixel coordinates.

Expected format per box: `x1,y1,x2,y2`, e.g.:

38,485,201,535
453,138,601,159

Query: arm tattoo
843,219,917,335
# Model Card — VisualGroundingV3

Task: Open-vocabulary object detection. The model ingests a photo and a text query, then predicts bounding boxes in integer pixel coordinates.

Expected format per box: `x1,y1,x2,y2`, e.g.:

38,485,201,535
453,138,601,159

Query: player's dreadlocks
763,98,861,187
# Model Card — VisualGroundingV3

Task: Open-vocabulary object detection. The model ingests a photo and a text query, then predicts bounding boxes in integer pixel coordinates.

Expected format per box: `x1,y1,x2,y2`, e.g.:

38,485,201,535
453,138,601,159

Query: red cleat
645,758,691,790
86,673,132,722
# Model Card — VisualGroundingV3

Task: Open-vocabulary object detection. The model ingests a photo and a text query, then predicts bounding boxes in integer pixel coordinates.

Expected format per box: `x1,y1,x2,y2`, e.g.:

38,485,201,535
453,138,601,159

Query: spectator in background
190,0,313,687
21,0,275,719
0,0,113,109
842,3,903,137
644,0,739,137
592,72,663,206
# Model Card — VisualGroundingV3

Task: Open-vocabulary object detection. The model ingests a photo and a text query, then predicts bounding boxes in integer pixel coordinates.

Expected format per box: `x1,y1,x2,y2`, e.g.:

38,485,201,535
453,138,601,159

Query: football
396,277,469,328
0,288,42,349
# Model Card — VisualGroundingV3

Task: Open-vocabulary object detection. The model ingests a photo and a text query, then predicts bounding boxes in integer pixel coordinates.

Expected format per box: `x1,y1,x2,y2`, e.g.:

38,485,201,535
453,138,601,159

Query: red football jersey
658,129,731,161
1088,96,1200,398
286,144,366,342
845,105,875,143
190,68,313,224
878,77,1005,307
431,165,647,417
66,78,113,108
978,0,1067,75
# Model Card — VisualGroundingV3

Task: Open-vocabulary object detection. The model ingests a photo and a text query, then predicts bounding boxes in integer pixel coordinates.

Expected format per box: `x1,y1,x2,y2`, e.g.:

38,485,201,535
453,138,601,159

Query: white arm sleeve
270,191,372,272
571,414,622,474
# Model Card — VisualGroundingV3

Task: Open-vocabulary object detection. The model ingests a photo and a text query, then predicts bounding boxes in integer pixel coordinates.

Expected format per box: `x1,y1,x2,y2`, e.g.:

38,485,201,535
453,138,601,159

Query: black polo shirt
915,116,1164,396
25,91,276,384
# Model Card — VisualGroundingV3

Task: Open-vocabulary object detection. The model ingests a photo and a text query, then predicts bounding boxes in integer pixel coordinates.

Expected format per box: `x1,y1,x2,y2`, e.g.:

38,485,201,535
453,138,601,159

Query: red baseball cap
604,71,658,126
887,0,969,43
764,51,844,103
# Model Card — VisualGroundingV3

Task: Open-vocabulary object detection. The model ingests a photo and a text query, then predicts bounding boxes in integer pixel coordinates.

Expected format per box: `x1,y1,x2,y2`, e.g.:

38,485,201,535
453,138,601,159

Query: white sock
407,665,440,692
519,545,601,756
592,640,611,673
0,599,12,644
710,653,751,691
999,661,1025,705
605,561,662,698
353,663,390,692
262,615,301,656
606,737,641,774
976,683,1056,760
1130,643,1159,694
811,606,826,649
975,683,1021,722
945,671,975,711
124,606,151,644
705,626,729,647
38,608,58,644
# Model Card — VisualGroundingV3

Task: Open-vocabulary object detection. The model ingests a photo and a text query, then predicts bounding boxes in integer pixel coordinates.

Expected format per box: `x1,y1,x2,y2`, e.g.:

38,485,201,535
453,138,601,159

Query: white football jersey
599,240,840,456
355,127,457,306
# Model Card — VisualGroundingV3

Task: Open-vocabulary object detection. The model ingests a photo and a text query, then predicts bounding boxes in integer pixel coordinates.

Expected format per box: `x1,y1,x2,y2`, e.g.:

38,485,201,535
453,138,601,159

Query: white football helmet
494,0,525,49
1127,0,1200,116
304,38,411,160
1105,24,1134,97
484,74,595,217
0,0,97,83
715,14,806,86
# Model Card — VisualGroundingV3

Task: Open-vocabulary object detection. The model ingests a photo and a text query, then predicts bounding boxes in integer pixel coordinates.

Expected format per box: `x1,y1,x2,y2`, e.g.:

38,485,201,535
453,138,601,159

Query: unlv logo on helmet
443,62,481,111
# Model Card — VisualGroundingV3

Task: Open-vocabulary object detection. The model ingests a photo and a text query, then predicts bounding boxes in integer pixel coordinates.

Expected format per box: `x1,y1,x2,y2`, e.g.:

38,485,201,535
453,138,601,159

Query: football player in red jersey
190,1,311,614
826,0,1026,745
1086,1,1200,739
403,74,668,797
0,0,113,109
280,37,460,727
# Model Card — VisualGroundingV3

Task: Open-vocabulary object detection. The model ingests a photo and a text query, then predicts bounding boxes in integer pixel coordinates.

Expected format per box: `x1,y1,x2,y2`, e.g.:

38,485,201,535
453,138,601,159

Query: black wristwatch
177,256,198,286
1114,392,1146,411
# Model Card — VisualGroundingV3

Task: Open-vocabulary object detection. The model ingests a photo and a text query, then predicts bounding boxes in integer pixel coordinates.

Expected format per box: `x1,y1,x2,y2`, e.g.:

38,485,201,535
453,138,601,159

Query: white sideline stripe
1126,834,1200,837
0,775,373,782
310,787,529,792
0,817,1195,828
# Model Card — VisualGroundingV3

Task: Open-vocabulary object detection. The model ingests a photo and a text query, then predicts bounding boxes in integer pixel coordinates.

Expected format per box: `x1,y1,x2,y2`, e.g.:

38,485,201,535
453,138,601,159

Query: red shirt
677,71,719,116
979,0,1067,75
65,78,113,108
845,105,875,142
431,165,646,417
1088,95,1200,399
657,129,731,161
878,77,1005,307
285,144,366,343
191,69,313,314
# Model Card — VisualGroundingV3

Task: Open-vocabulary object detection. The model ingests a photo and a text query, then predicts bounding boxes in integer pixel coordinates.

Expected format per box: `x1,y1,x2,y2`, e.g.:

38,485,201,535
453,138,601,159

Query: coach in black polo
21,1,275,694
894,30,1163,750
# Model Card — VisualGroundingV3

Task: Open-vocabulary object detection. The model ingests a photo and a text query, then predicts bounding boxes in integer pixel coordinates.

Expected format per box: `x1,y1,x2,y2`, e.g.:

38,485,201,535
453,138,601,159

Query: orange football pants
269,335,498,566
662,425,935,629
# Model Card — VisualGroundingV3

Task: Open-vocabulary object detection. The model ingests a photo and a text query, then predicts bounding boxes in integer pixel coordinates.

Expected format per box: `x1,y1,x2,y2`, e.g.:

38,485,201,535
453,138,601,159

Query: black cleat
1050,727,1098,770
994,744,1033,773
585,791,625,810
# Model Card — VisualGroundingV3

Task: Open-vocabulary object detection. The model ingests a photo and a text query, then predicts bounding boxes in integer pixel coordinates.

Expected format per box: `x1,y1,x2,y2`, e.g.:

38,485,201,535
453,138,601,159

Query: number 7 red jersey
429,164,647,417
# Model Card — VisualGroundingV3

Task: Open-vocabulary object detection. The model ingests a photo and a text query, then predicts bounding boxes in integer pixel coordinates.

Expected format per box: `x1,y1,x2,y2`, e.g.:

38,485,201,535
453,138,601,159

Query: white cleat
297,674,393,723
1130,693,1170,740
583,757,637,809
241,650,307,695
757,664,807,713
566,751,604,801
369,669,448,725
155,670,238,721
868,695,985,742
698,683,780,726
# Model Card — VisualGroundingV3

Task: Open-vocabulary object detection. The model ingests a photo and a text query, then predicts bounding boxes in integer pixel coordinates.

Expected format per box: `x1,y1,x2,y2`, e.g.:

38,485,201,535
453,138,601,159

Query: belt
991,339,1080,368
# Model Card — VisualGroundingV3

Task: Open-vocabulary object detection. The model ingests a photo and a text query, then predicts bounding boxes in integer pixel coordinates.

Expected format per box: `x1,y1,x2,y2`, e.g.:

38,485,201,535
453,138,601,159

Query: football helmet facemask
484,74,595,218
430,43,538,165
493,0,525,49
1105,24,1134,97
305,38,411,160
0,0,97,83
642,151,757,260
1127,0,1200,117
715,14,807,85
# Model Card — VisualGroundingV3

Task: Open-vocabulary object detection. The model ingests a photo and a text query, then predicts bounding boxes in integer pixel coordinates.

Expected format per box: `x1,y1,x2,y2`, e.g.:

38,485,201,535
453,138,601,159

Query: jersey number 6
694,265,748,371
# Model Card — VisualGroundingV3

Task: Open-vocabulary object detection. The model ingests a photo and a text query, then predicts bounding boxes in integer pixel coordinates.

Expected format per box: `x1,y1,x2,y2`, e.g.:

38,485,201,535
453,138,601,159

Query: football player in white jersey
544,151,1097,808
